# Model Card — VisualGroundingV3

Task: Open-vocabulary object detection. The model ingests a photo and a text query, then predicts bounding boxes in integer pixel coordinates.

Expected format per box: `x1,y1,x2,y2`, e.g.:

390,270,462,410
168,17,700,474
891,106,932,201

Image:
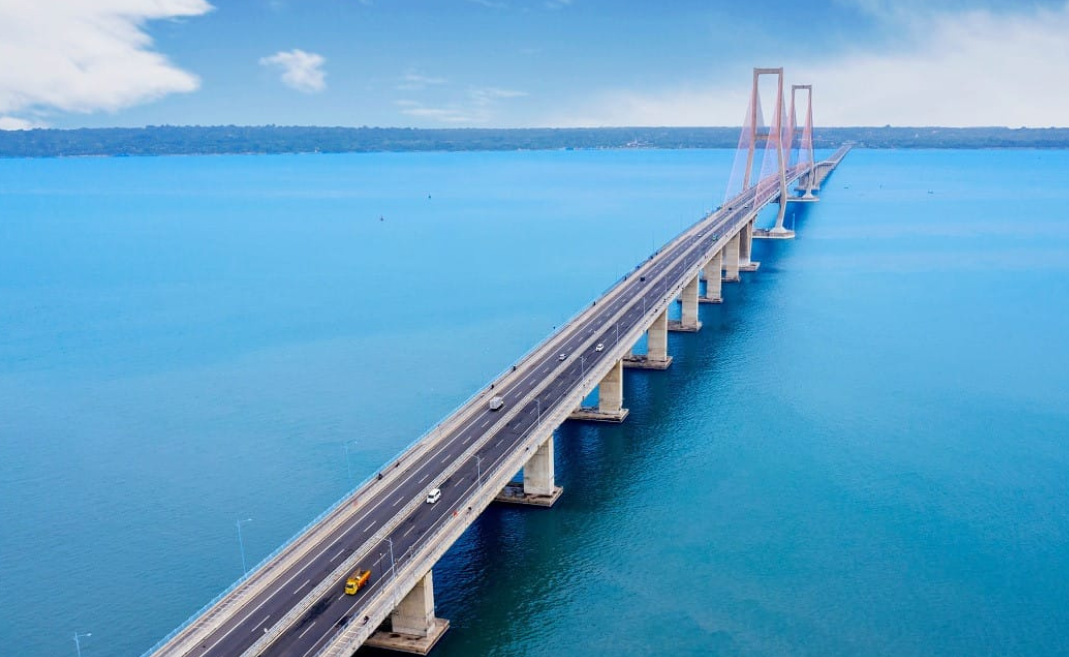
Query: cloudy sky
1,0,1067,130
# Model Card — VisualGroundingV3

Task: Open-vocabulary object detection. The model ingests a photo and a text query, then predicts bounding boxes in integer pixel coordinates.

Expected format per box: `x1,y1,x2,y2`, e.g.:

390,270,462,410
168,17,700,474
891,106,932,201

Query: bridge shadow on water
361,210,819,656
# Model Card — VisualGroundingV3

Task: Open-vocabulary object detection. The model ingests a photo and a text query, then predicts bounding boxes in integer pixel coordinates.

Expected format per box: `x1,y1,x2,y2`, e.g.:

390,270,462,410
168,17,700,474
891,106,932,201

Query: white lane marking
364,522,375,532
403,525,415,538
202,209,737,650
392,496,403,507
295,579,311,594
418,474,429,484
330,549,345,562
440,454,451,464
480,419,490,428
298,620,318,639
462,434,474,445
254,616,270,632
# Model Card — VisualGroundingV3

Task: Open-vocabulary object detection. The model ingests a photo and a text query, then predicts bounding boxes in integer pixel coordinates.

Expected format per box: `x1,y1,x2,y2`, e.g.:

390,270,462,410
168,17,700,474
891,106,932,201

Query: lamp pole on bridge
73,632,91,657
236,517,253,577
476,454,483,490
580,355,586,381
385,536,396,579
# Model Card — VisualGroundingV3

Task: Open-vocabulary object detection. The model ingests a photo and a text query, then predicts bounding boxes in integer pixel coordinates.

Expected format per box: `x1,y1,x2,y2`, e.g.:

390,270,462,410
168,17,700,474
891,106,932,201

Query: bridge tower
790,84,816,200
726,68,790,233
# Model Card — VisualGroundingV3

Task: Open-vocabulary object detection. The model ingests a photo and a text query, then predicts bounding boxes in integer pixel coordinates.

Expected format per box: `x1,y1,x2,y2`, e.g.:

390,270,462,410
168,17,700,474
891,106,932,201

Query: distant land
2,125,1069,157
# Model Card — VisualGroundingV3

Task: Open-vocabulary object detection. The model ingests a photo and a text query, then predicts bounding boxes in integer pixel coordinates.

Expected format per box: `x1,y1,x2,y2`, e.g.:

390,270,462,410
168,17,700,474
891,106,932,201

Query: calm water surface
1,149,1067,657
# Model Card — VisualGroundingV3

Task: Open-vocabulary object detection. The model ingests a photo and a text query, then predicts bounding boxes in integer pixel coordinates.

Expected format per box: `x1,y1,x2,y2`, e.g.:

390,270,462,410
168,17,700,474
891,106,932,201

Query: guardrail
145,153,845,657
142,174,701,657
310,156,827,656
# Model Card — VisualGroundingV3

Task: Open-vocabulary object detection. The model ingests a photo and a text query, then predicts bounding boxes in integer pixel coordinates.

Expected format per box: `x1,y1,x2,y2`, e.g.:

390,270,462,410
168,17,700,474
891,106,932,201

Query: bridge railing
314,206,721,657
144,150,847,657
140,187,699,657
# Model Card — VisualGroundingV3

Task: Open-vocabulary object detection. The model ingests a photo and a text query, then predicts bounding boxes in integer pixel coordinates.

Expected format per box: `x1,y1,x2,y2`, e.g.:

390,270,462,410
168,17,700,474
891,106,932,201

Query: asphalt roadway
160,161,827,657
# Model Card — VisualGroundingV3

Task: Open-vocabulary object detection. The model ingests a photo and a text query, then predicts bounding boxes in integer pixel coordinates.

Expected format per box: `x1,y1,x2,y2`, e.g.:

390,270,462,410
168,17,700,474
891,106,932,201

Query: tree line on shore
2,125,1068,157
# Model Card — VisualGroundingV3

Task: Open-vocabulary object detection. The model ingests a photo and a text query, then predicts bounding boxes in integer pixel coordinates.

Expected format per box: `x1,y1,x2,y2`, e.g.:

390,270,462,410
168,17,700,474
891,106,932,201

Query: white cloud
260,49,327,93
545,3,1069,127
0,0,212,127
396,71,448,91
396,86,528,124
798,4,1069,126
0,116,36,131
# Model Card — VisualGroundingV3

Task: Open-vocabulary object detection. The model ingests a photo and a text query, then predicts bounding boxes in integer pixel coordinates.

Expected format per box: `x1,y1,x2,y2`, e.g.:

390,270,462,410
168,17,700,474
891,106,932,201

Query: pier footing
667,320,702,333
753,228,795,240
569,407,629,423
622,355,672,370
494,482,563,508
698,296,723,304
739,261,760,272
365,619,450,655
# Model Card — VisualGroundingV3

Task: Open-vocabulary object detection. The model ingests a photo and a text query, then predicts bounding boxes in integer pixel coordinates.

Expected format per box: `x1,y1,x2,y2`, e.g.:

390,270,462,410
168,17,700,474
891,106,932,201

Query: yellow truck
344,569,371,595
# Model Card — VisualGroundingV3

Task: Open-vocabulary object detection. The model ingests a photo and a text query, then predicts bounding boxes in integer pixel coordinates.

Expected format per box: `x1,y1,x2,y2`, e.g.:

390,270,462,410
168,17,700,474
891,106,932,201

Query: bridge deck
145,147,850,657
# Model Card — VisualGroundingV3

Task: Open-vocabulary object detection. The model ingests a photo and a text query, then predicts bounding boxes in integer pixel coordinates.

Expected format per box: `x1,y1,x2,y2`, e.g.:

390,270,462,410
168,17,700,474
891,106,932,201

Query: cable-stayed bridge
142,66,851,657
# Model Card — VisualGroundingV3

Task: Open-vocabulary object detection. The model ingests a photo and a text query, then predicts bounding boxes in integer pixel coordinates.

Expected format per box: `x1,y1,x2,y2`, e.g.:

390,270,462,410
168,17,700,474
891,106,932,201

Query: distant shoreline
3,125,1069,158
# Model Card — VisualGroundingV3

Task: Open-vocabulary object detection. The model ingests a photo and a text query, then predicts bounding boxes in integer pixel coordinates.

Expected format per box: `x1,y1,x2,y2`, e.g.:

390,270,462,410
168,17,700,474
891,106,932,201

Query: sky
1,0,1067,130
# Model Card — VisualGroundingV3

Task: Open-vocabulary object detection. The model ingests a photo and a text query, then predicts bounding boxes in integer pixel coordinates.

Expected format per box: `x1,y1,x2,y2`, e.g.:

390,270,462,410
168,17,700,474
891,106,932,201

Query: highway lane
161,163,822,657
179,194,720,657
258,174,810,657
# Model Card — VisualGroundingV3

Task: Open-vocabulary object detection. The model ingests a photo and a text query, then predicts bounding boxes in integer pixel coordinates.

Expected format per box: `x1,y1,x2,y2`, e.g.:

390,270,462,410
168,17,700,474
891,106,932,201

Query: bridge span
143,69,850,657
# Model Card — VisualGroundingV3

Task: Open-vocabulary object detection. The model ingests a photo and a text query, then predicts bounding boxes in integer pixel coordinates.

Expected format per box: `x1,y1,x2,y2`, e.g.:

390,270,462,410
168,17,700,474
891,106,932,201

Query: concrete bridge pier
624,308,672,370
669,274,701,332
723,235,741,283
570,358,629,422
496,430,563,507
364,571,449,655
700,252,723,304
738,218,760,272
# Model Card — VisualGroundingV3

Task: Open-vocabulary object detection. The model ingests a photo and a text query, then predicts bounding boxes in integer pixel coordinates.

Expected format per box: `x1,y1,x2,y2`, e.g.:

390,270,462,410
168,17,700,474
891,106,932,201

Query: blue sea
1,148,1067,657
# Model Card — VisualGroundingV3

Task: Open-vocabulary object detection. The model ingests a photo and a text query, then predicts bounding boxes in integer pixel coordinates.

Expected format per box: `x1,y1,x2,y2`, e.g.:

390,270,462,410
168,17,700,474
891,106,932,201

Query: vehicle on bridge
426,488,441,504
489,396,504,411
558,353,567,361
344,569,371,595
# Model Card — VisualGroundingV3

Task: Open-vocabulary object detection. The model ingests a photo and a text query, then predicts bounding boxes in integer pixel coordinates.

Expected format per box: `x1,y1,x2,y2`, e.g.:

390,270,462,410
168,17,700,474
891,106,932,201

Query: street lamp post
580,355,586,380
236,517,253,576
385,537,396,579
74,632,91,657
476,455,482,489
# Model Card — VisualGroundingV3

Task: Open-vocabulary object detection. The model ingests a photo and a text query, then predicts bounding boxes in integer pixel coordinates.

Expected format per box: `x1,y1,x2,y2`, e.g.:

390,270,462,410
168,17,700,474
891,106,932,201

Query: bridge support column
739,218,760,272
570,358,629,422
700,252,723,303
366,571,449,655
669,275,701,332
649,308,668,362
624,307,672,370
723,235,741,283
496,430,562,507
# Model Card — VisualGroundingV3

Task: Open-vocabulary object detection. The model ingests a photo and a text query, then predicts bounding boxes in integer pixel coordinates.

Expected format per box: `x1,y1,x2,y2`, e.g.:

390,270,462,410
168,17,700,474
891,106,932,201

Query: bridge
142,67,851,657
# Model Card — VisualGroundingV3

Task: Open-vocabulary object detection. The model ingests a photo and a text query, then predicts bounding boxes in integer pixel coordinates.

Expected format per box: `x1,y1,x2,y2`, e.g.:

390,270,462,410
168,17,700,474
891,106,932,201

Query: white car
426,488,441,504
595,343,604,352
558,353,567,361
